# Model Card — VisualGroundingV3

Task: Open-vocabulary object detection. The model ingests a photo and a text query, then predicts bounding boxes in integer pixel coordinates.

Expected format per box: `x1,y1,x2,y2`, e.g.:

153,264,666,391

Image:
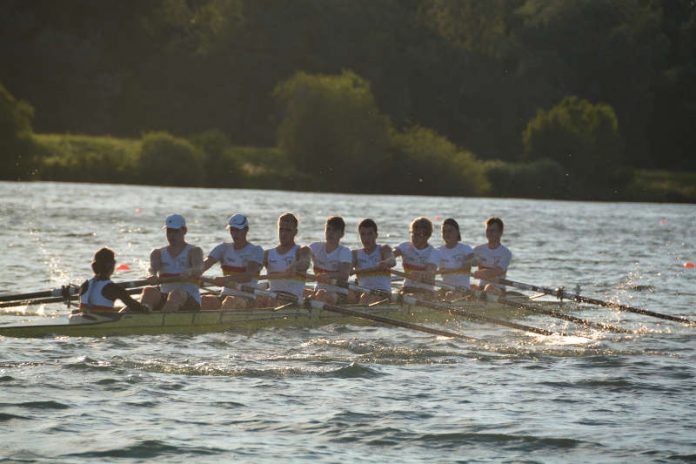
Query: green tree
274,70,392,192
0,82,37,180
388,126,489,196
138,132,205,186
523,96,627,196
189,129,242,187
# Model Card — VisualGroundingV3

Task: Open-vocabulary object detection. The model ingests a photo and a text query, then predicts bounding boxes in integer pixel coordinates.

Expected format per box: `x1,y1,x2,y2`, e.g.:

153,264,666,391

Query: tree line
1,0,695,199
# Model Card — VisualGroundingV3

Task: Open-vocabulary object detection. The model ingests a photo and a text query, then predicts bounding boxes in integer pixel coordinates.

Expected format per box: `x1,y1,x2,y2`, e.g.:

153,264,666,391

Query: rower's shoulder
472,243,487,254
188,244,204,257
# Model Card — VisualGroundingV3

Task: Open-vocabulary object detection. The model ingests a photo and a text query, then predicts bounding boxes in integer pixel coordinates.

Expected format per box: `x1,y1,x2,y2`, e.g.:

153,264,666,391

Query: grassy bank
624,170,696,203
34,133,309,190
32,133,695,203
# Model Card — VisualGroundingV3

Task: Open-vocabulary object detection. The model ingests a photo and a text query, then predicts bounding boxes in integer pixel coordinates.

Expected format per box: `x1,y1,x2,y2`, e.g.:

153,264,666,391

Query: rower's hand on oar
145,275,159,285
411,270,435,284
315,273,334,284
473,269,497,280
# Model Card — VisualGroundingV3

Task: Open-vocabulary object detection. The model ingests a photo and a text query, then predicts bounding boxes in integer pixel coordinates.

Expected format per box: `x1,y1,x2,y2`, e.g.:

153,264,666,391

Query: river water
1,181,695,463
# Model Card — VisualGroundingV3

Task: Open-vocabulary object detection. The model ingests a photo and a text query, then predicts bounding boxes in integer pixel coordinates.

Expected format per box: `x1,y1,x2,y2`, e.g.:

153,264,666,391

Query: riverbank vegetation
1,0,694,202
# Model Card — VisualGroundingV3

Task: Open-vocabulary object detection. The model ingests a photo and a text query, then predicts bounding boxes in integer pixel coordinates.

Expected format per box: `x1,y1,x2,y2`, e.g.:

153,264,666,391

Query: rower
473,216,512,295
141,214,204,312
78,247,147,314
393,217,440,296
309,216,352,304
351,218,395,304
438,218,475,296
202,213,263,309
258,212,311,306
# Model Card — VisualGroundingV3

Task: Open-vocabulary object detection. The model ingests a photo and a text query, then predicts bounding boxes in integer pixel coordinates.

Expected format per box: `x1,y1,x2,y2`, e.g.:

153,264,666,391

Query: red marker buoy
684,262,695,269
116,264,130,271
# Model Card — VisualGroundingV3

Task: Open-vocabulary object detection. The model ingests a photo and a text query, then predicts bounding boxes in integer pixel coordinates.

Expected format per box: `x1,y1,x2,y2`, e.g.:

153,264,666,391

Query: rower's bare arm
473,266,505,280
202,256,218,273
294,246,311,273
186,247,204,278
380,245,396,269
146,249,161,285
337,262,351,283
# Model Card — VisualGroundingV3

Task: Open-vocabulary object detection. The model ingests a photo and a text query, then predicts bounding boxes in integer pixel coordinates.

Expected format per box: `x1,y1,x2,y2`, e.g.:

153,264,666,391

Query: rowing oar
390,269,638,334
0,279,154,310
202,278,471,340
500,278,696,327
0,288,144,311
385,270,556,336
0,279,150,304
489,294,634,334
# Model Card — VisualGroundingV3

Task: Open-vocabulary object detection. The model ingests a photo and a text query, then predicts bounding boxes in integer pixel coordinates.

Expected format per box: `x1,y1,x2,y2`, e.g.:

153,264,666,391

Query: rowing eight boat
0,298,537,338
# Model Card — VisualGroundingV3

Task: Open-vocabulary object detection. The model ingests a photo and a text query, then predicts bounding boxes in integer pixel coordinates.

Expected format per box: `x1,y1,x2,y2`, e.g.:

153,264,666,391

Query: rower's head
227,213,249,245
442,218,461,246
278,212,298,246
409,217,432,248
163,214,187,245
358,218,378,248
92,247,116,278
485,216,504,246
324,216,345,244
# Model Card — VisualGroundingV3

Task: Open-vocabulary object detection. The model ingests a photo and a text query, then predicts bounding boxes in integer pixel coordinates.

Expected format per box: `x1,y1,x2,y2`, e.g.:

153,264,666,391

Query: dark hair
442,218,461,241
358,218,378,233
278,212,298,228
410,217,433,238
92,247,115,276
326,216,345,233
485,216,504,232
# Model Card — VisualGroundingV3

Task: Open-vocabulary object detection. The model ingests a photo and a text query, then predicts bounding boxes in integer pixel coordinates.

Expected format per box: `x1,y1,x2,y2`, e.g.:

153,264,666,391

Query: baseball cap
226,213,249,230
163,214,186,229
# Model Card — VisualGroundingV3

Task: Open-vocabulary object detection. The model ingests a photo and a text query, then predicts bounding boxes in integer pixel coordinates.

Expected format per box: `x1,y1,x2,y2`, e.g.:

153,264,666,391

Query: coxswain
393,217,441,295
351,218,395,303
78,247,146,315
141,214,204,312
202,213,264,309
473,216,512,295
309,216,352,304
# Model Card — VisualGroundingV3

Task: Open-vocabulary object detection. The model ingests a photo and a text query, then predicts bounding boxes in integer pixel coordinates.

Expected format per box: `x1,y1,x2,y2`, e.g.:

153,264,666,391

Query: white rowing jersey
266,245,306,298
396,242,441,291
473,243,512,290
438,243,474,289
79,278,114,311
208,242,264,297
354,246,391,292
309,241,351,295
158,244,201,303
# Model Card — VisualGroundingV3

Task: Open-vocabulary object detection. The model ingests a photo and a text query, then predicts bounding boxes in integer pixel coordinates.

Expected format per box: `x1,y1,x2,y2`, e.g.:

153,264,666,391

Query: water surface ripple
1,182,695,463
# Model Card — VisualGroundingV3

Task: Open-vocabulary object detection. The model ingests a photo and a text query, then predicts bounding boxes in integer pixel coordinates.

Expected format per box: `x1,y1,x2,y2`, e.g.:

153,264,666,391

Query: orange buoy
685,262,695,269
116,264,130,271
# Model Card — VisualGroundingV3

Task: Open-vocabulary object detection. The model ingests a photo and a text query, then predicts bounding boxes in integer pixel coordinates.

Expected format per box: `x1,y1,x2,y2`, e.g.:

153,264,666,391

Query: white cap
226,213,249,230
163,214,186,229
